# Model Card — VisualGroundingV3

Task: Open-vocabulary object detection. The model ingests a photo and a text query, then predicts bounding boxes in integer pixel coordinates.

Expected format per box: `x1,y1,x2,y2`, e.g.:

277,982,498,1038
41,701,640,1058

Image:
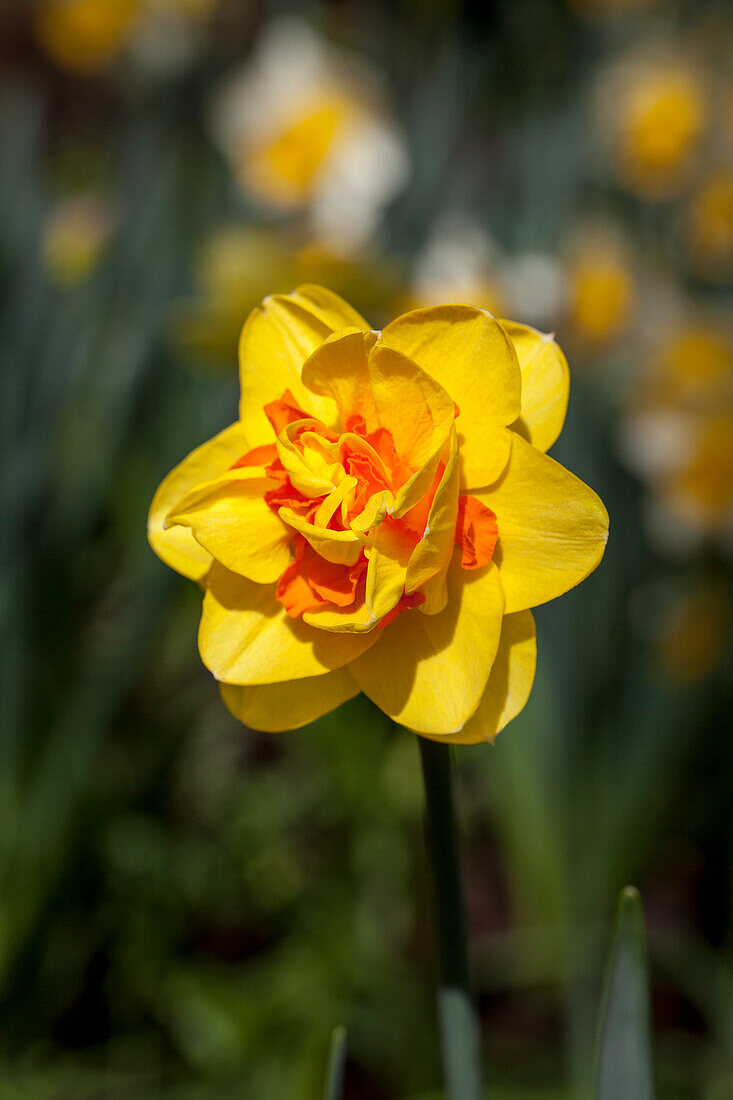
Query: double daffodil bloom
149,286,608,742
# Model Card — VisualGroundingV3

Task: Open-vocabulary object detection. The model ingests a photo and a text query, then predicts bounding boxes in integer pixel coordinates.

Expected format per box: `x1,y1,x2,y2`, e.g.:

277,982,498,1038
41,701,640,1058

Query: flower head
620,319,733,547
42,191,113,286
35,0,217,74
149,286,608,742
597,57,707,198
209,19,408,253
565,225,635,351
685,169,733,281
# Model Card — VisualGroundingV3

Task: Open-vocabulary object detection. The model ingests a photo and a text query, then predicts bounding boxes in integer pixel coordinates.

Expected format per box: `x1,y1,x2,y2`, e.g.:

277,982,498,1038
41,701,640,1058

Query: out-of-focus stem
418,737,484,1100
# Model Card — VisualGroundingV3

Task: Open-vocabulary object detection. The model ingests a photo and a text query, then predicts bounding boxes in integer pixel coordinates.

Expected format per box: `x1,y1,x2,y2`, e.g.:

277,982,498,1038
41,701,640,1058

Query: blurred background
1,0,732,1096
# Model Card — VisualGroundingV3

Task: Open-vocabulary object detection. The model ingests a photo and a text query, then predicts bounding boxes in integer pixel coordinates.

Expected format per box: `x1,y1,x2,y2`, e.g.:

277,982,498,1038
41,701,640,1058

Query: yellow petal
148,421,249,582
289,284,369,332
405,428,459,598
476,434,609,614
381,305,521,488
300,328,380,425
350,557,505,734
431,611,536,744
238,286,367,445
369,341,456,488
166,470,292,584
220,669,359,732
502,321,569,453
200,563,377,684
279,506,365,566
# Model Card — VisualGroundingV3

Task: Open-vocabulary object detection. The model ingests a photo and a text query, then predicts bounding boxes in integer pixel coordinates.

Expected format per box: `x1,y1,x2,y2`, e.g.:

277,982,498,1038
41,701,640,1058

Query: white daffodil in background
405,213,508,317
209,18,408,254
406,212,565,333
620,316,733,553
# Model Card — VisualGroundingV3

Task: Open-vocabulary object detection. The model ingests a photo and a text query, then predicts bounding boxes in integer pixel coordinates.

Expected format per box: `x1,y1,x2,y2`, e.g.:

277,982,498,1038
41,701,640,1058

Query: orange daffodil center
149,286,608,742
227,345,498,630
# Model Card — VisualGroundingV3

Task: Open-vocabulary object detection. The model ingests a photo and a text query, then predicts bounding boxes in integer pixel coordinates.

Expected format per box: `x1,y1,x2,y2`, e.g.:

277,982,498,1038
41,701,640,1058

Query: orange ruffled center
233,389,499,625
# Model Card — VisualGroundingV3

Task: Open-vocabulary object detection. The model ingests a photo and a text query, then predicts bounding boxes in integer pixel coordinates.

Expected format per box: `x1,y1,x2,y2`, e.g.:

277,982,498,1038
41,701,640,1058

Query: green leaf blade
323,1026,348,1100
595,886,655,1100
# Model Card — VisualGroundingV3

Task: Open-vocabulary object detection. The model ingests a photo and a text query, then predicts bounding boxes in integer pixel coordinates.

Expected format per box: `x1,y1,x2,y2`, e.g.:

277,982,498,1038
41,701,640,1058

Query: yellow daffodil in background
149,285,608,741
42,192,113,286
209,18,408,253
621,320,733,546
168,227,296,364
686,168,733,281
35,0,141,72
565,227,635,351
34,0,218,74
169,226,401,366
599,57,706,198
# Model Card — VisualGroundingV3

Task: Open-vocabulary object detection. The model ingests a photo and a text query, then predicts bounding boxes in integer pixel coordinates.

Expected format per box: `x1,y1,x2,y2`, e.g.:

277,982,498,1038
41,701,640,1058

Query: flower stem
418,737,484,1100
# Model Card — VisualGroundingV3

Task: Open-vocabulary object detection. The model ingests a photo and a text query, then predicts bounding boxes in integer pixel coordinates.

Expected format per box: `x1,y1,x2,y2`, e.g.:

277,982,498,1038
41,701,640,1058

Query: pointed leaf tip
594,886,655,1100
323,1026,348,1100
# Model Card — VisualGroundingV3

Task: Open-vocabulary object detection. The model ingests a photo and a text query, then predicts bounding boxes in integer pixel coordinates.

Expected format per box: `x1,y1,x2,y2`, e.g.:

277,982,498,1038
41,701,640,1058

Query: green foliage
595,888,654,1100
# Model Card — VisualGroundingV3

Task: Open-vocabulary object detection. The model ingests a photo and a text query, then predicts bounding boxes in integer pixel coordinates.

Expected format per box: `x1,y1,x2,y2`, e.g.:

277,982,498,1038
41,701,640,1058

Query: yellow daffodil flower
35,0,141,72
600,59,706,198
42,192,113,286
567,238,634,349
621,320,733,543
168,227,401,365
35,0,218,74
209,19,407,252
686,169,733,280
149,286,608,741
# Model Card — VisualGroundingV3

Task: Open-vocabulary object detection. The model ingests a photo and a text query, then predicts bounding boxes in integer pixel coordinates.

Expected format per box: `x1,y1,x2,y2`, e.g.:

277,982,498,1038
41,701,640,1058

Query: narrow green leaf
594,886,654,1100
323,1026,347,1100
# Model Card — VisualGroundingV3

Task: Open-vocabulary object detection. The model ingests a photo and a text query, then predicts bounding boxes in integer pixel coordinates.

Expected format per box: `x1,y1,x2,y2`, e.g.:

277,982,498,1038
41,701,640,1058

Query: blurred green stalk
419,738,484,1100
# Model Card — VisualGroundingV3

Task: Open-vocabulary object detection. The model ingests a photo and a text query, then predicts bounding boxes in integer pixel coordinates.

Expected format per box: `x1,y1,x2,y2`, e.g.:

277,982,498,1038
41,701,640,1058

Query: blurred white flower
501,251,566,331
209,18,408,254
407,212,506,314
620,315,733,554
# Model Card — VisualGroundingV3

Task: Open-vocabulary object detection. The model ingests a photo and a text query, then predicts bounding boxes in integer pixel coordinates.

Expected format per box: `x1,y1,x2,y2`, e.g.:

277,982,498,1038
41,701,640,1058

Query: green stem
418,737,484,1100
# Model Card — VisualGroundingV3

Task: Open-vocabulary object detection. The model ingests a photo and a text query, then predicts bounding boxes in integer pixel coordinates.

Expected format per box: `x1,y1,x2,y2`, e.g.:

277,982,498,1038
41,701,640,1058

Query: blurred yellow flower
566,235,634,349
621,320,733,542
42,192,113,285
210,18,408,252
169,226,401,365
646,323,731,404
149,285,608,741
34,0,218,73
686,169,733,280
604,60,706,197
35,0,141,72
169,227,295,363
